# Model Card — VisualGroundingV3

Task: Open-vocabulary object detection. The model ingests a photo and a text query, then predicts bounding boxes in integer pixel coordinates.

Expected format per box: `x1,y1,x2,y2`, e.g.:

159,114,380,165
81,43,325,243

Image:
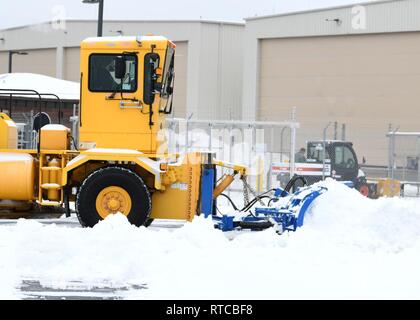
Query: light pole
82,0,104,37
8,51,28,73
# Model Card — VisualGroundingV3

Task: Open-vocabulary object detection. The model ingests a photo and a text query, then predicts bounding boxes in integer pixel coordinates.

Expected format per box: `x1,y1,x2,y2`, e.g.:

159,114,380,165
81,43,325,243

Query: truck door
330,143,358,181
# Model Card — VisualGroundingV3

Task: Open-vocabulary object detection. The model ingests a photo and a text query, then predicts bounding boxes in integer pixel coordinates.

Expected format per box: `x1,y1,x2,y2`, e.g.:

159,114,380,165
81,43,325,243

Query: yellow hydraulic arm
212,159,247,198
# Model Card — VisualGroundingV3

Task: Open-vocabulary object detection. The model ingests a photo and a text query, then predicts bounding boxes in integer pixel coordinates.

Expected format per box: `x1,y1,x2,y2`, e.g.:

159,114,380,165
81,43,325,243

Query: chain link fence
387,131,420,196
166,118,299,207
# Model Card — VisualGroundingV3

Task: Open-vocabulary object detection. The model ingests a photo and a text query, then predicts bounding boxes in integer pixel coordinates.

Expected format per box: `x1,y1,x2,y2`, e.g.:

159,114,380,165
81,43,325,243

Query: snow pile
303,179,420,253
1,179,420,299
0,73,79,101
0,225,19,299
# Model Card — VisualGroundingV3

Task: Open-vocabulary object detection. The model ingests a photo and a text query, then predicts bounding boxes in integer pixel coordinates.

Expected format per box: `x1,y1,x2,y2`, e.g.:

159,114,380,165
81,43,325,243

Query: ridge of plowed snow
302,179,420,253
1,179,420,299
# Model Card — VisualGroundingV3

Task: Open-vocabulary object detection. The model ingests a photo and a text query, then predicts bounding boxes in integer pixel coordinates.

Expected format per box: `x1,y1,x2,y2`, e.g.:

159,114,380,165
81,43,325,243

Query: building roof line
66,18,245,26
245,0,398,21
0,19,244,32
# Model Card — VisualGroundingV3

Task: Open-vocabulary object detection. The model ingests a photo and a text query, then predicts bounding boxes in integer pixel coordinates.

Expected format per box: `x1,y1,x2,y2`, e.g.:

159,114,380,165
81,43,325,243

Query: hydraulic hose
240,195,271,212
281,175,308,197
219,193,239,211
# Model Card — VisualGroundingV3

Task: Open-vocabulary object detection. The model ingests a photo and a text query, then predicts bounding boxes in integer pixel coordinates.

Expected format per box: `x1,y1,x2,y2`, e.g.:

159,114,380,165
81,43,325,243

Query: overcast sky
0,0,381,29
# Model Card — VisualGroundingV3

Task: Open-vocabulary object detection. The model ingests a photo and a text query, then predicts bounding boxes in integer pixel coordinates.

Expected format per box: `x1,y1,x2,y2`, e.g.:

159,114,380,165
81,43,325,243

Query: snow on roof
40,124,70,131
0,73,79,101
82,36,139,43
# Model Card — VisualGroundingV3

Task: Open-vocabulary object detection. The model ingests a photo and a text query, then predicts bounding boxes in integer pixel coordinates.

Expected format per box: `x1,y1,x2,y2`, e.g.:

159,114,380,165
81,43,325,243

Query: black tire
76,167,151,227
144,218,154,227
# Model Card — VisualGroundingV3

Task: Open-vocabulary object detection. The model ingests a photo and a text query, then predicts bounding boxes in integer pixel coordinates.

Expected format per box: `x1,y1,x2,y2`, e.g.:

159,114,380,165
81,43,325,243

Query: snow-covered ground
1,179,420,299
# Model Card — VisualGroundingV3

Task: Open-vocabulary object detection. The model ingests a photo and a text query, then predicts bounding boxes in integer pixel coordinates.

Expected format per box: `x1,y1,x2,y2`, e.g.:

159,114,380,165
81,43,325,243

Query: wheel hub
95,186,132,219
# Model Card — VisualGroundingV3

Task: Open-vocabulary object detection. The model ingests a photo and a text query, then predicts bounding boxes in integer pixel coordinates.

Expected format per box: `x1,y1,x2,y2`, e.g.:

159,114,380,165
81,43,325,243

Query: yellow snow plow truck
0,36,246,227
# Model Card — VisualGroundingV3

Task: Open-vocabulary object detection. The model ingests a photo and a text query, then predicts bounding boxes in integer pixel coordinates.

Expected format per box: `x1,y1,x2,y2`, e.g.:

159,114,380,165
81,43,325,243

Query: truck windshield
308,143,329,162
88,54,137,93
334,145,357,169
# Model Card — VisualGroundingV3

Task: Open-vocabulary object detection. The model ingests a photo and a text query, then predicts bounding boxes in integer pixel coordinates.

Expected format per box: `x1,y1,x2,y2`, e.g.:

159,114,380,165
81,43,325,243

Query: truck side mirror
143,53,160,105
114,56,126,79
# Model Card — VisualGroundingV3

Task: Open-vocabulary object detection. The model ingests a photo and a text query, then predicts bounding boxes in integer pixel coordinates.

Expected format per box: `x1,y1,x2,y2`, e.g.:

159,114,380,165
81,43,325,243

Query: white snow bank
0,73,79,101
303,179,420,253
41,124,70,131
1,179,420,299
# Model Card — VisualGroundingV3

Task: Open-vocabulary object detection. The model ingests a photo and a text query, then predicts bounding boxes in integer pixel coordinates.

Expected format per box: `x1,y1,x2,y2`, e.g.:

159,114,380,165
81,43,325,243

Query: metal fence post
323,122,332,180
334,121,338,140
290,126,296,177
388,131,392,179
267,127,274,190
289,107,297,177
391,130,397,180
341,123,346,141
280,126,289,162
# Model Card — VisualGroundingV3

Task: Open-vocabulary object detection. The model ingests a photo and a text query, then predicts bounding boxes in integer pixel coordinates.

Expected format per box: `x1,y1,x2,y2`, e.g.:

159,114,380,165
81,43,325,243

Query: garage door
259,32,420,165
0,51,9,74
0,48,56,77
64,47,81,82
172,41,188,118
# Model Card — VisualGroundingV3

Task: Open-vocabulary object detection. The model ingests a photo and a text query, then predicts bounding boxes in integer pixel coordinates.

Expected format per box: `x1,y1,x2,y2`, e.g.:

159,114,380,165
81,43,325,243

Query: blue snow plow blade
213,185,328,233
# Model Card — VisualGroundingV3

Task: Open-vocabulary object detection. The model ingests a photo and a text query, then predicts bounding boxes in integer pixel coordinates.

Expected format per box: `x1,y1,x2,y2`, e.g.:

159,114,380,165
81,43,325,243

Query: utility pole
97,0,104,37
82,0,104,37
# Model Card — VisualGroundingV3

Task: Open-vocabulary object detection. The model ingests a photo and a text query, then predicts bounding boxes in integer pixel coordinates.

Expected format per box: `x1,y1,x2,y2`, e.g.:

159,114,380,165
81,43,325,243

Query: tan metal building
242,0,420,165
0,20,244,120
